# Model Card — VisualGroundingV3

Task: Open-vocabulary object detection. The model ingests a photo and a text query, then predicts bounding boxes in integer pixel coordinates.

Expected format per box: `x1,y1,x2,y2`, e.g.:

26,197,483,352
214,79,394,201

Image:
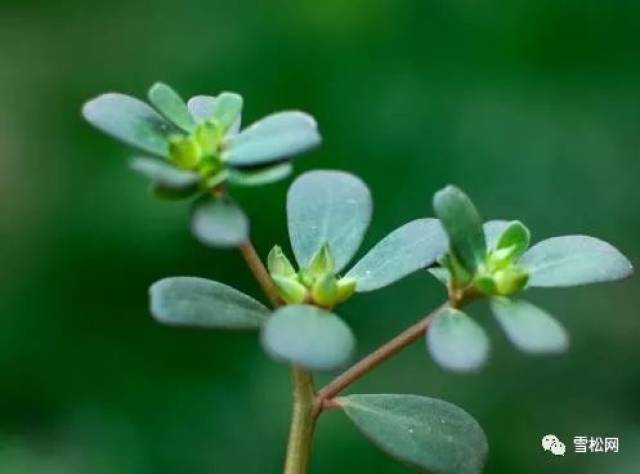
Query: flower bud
272,275,307,304
494,266,529,296
169,136,202,169
195,121,220,155
474,274,496,295
311,273,338,307
268,245,297,277
308,243,335,277
335,277,357,304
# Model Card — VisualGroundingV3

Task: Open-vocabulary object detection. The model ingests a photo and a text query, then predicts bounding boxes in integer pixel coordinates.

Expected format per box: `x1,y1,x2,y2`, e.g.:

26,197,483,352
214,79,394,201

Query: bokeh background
1,1,639,472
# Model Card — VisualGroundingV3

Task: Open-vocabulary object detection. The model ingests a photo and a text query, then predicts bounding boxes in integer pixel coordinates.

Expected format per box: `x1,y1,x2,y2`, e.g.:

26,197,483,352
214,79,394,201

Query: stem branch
314,302,449,415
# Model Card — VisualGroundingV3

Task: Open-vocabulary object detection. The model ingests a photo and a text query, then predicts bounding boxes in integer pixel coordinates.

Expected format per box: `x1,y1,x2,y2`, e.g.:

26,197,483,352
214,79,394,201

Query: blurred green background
1,0,639,472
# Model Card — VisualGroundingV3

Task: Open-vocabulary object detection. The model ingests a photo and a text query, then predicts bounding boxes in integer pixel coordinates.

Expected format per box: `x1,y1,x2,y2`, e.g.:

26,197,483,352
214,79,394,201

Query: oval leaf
187,95,216,122
227,162,292,187
427,308,489,372
130,157,199,190
495,221,530,257
148,82,197,133
433,186,487,272
261,305,355,371
150,277,269,329
346,219,447,292
191,198,249,248
338,394,488,474
491,298,568,354
287,170,372,272
520,235,633,287
223,111,321,166
212,92,243,132
82,93,174,156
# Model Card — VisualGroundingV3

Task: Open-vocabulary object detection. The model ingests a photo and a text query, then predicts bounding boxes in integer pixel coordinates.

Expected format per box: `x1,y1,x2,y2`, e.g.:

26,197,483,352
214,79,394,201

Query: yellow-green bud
487,245,517,271
308,243,335,277
195,121,220,155
272,275,307,304
268,245,297,277
298,269,315,287
474,274,496,295
169,136,202,169
494,266,529,296
311,273,338,307
335,277,357,304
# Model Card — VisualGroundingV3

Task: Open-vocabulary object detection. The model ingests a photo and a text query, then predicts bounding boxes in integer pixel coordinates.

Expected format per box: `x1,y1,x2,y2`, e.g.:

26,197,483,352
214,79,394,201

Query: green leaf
261,305,355,371
346,219,447,292
191,198,249,248
148,82,197,133
223,111,321,166
82,93,174,156
491,298,568,354
495,221,530,258
187,95,216,122
520,235,633,287
211,91,243,132
483,220,508,249
129,157,199,191
433,186,486,272
150,277,269,329
338,394,488,474
427,307,489,372
287,170,372,272
227,162,292,187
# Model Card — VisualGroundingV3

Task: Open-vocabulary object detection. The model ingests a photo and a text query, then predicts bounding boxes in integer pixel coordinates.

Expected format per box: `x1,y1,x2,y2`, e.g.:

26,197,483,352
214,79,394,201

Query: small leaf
338,394,488,474
427,308,489,372
483,220,508,249
130,157,199,191
433,186,486,272
150,277,269,329
148,82,197,133
261,305,355,371
224,111,321,166
491,298,568,354
287,170,372,272
191,198,249,248
346,219,448,292
495,221,530,258
428,266,450,286
212,92,243,132
187,95,216,122
520,235,633,287
82,93,174,156
227,162,293,187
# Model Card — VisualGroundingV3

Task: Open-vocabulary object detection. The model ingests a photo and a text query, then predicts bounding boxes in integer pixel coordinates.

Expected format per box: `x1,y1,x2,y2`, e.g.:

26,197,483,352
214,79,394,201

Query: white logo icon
542,434,566,456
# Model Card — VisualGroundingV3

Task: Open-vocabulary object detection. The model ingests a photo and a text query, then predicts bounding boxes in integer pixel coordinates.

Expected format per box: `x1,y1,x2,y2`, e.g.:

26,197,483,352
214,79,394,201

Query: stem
284,367,317,474
239,240,281,308
314,302,449,415
237,238,316,474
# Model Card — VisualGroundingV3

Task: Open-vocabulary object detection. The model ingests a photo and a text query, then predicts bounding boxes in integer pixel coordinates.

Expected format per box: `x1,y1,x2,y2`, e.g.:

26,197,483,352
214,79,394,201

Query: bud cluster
267,243,357,308
443,221,531,297
168,119,229,188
